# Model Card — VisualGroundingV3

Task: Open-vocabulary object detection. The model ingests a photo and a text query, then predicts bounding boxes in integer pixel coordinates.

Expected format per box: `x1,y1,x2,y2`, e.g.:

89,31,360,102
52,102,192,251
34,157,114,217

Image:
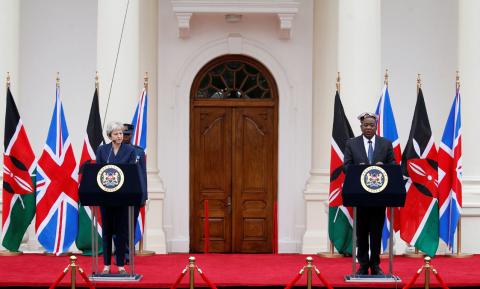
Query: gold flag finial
336,72,340,92
95,71,99,89
56,72,60,88
384,69,389,86
144,72,149,89
456,70,460,90
416,73,422,92
6,72,11,88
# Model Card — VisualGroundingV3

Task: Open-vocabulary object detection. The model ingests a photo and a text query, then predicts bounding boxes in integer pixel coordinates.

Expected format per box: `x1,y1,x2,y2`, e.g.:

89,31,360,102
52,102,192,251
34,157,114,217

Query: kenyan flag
2,86,36,252
399,88,439,257
328,91,354,254
75,86,104,255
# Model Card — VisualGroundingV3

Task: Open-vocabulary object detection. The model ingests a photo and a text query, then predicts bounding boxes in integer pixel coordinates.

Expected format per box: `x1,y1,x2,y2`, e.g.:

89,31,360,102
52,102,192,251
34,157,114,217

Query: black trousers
356,206,385,268
114,206,141,265
100,206,129,266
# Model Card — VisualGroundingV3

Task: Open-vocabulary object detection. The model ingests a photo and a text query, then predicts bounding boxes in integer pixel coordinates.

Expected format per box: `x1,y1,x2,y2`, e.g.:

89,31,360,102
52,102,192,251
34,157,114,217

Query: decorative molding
175,12,192,38
171,0,299,39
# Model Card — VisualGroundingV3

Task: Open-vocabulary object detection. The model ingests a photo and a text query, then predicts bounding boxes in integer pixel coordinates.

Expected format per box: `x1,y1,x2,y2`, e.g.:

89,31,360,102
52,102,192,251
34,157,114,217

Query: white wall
9,0,97,251
381,0,458,143
19,0,97,158
380,0,479,253
158,0,313,252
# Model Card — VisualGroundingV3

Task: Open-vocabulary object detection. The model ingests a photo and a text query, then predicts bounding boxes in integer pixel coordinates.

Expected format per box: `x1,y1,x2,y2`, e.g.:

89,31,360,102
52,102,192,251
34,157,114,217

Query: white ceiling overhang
171,0,299,39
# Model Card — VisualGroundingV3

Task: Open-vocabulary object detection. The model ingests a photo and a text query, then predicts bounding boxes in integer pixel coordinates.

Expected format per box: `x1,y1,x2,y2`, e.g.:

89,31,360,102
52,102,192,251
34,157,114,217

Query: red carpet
0,253,478,288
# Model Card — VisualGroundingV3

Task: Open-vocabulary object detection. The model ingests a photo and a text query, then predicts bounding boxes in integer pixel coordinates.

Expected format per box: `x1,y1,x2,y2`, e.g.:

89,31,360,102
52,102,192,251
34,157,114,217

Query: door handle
225,196,232,207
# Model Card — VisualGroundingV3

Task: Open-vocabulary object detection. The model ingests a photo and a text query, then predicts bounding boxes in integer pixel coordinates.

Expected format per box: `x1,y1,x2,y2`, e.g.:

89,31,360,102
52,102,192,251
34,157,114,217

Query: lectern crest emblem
97,165,125,192
360,165,388,193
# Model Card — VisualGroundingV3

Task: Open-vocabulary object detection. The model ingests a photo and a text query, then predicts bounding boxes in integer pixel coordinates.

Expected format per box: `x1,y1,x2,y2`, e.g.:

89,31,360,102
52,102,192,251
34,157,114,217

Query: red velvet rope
170,266,188,289
313,266,334,289
204,200,209,253
402,268,423,289
432,268,449,289
78,267,96,289
48,267,69,289
284,268,304,289
196,267,218,289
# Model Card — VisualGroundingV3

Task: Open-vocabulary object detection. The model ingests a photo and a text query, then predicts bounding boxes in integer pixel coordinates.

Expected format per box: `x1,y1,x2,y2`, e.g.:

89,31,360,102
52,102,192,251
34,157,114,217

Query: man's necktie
368,140,374,164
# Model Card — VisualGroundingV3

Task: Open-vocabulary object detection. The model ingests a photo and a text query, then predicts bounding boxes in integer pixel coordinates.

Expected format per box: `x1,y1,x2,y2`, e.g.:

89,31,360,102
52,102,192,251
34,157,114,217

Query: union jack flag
35,84,78,255
438,88,462,250
375,85,402,252
131,88,148,244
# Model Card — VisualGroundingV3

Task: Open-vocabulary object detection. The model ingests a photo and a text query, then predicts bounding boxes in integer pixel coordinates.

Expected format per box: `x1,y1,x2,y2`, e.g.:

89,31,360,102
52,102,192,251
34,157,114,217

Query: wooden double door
190,105,277,253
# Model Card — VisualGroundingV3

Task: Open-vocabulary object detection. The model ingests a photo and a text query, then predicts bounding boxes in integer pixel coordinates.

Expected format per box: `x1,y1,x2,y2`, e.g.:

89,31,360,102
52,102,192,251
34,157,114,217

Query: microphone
106,147,112,163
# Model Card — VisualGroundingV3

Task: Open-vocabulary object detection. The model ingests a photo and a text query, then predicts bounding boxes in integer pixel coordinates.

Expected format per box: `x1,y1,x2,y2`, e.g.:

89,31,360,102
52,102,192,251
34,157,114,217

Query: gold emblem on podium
360,165,388,193
97,165,125,192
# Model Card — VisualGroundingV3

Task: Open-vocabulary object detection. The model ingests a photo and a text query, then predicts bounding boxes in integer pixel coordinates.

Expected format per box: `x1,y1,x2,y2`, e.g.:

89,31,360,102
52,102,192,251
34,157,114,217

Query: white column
139,0,167,254
302,0,338,254
0,0,20,251
458,0,480,253
338,0,382,128
97,0,140,121
97,0,166,253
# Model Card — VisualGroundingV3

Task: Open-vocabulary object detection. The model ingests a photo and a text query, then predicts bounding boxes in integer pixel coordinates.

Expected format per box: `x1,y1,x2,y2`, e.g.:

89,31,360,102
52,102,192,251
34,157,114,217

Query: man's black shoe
370,265,384,275
356,266,369,275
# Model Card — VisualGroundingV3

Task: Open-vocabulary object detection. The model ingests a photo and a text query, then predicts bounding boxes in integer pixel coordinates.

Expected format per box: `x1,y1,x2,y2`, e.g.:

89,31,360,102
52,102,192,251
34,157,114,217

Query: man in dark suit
344,112,395,275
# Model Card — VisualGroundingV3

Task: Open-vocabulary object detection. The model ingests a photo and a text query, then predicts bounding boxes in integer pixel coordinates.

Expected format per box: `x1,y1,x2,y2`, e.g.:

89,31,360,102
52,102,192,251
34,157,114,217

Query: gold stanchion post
189,256,195,289
306,256,313,289
424,256,431,289
70,256,77,289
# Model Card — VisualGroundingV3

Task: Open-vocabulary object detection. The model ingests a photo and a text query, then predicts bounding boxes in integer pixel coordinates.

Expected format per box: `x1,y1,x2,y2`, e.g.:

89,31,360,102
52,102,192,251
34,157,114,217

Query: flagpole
380,69,392,260
0,73,23,256
318,72,344,258
446,71,472,258
136,72,155,257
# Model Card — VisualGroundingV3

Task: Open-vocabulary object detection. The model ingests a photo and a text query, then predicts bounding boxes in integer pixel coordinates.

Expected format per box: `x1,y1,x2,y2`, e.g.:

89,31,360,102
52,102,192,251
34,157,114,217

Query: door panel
190,107,232,253
233,107,274,252
191,106,275,253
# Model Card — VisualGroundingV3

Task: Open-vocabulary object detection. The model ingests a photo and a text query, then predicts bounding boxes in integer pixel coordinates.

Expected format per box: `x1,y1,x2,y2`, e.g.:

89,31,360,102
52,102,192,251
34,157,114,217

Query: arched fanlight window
194,58,273,99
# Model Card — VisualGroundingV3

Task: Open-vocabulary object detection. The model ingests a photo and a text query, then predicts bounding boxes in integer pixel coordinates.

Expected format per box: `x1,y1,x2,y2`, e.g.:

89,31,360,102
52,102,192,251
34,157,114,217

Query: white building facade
0,0,479,254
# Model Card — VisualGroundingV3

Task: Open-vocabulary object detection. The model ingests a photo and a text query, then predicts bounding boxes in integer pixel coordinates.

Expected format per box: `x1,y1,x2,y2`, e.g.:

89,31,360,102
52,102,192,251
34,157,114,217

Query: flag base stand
317,242,344,258
135,249,155,256
403,247,424,258
0,250,23,256
43,251,73,256
445,252,473,258
380,253,390,259
317,252,344,258
403,252,424,258
135,239,155,256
